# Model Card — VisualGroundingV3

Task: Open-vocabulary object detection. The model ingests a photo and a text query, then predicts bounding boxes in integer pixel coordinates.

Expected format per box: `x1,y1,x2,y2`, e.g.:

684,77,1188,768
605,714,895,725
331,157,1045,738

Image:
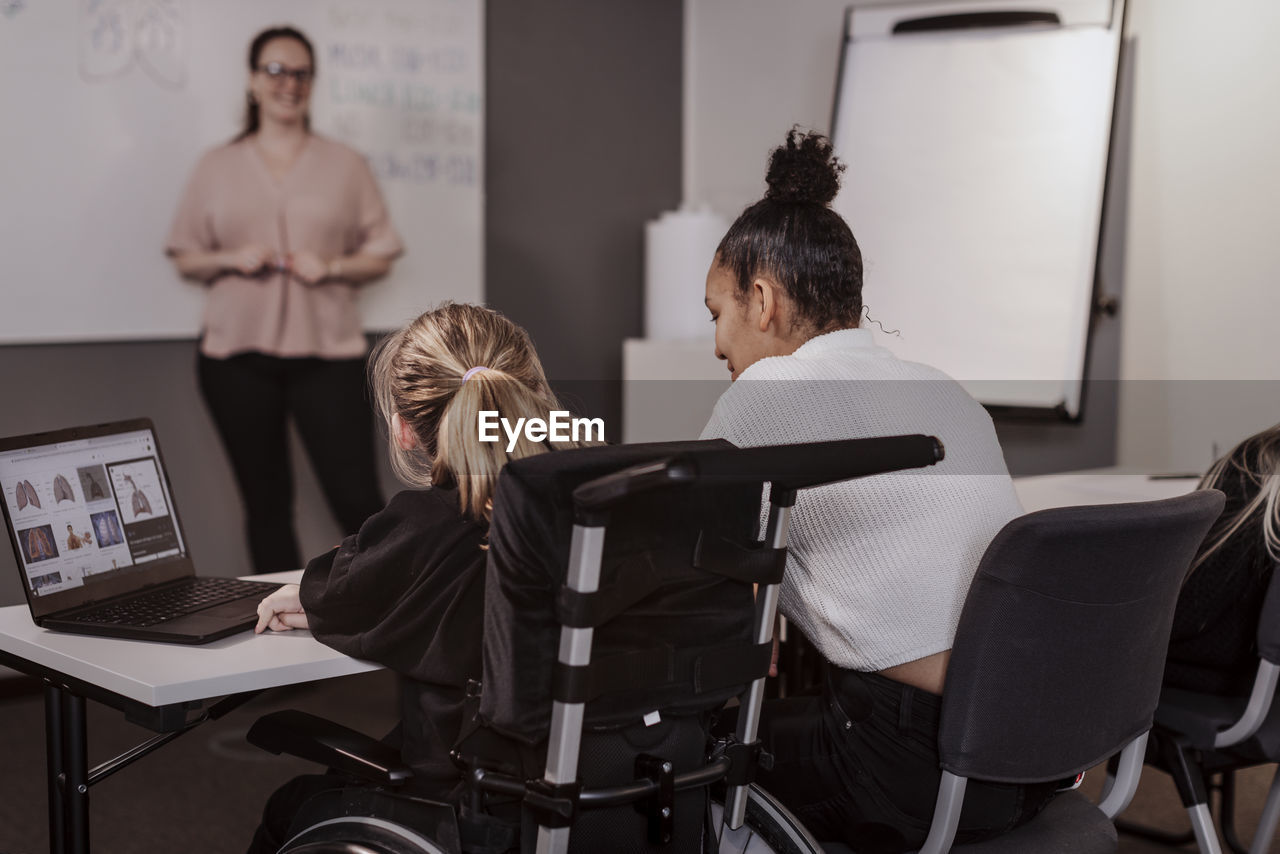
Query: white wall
683,0,851,214
1114,0,1280,469
685,0,1280,471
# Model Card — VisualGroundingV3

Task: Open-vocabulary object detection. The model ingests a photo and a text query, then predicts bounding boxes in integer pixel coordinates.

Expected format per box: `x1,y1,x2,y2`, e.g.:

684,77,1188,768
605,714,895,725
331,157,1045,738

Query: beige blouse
167,135,403,359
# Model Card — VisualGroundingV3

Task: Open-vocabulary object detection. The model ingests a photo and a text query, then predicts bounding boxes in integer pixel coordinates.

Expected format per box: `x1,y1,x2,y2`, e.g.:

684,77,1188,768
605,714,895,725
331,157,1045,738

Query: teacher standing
167,26,403,573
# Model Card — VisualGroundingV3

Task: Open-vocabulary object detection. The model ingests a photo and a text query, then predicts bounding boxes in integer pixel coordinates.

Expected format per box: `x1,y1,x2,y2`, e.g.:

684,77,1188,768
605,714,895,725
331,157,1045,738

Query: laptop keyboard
63,577,278,627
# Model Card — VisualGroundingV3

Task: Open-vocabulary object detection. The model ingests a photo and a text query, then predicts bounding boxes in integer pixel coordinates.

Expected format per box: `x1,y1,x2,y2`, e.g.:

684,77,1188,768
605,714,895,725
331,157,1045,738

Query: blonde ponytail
369,303,597,523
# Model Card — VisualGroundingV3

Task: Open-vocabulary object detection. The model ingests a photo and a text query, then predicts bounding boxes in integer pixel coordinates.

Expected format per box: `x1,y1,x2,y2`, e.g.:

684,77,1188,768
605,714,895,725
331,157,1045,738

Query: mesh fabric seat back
1231,558,1280,757
472,441,766,853
939,490,1225,783
1256,559,1280,664
479,439,760,744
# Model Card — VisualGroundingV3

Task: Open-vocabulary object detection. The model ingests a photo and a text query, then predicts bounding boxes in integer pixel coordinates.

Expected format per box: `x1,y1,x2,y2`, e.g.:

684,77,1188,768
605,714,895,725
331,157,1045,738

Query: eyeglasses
256,62,314,85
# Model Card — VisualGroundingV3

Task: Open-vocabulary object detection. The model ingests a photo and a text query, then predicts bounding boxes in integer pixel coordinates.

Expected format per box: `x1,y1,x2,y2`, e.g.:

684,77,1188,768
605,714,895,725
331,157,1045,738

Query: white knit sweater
701,328,1023,671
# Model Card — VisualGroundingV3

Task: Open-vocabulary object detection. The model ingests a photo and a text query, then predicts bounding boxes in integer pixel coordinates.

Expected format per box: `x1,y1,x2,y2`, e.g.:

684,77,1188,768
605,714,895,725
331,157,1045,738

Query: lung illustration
124,474,152,517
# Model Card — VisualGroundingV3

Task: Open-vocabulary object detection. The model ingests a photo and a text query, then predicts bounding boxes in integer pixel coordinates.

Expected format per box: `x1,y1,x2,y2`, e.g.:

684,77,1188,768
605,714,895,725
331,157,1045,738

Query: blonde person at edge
1164,422,1280,694
167,26,402,574
700,129,1058,853
246,303,596,854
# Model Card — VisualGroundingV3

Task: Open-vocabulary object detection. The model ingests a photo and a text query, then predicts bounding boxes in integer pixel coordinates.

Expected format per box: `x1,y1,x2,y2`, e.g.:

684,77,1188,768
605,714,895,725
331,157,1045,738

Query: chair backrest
1256,559,1280,664
479,439,765,746
467,435,943,854
939,490,1225,784
478,434,946,746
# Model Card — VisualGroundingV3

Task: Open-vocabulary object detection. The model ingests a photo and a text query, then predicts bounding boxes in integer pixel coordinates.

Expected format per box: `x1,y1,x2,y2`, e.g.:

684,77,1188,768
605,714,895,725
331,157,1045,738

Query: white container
643,206,729,340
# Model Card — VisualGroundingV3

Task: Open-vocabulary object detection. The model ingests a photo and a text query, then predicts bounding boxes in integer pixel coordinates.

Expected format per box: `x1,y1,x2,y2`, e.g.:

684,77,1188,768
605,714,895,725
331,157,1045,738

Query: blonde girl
1166,422,1280,694
247,303,591,852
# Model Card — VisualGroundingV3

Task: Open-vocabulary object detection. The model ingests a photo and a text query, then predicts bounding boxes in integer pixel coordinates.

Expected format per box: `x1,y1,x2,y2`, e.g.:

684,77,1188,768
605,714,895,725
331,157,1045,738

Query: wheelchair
249,435,945,854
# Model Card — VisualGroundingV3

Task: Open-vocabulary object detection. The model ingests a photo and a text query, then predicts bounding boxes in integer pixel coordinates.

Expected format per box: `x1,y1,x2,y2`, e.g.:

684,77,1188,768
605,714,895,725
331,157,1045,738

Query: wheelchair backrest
478,440,764,747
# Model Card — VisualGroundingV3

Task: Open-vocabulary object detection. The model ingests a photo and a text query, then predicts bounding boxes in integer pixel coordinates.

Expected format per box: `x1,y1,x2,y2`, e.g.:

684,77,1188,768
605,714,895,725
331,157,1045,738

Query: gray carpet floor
1,671,1277,853
0,670,400,854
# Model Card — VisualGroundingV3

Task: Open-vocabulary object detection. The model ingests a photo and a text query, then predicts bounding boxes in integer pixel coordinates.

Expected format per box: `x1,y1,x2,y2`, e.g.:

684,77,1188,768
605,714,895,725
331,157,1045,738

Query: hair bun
764,128,844,206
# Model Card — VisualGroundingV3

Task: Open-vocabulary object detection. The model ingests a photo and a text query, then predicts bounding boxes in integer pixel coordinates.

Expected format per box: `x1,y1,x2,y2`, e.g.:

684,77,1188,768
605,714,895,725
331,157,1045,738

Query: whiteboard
831,0,1123,416
0,0,482,344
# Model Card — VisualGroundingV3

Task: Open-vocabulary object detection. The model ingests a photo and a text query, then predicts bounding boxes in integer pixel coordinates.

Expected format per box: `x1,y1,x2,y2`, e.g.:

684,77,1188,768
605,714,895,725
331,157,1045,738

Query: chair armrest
1097,731,1147,819
917,770,967,854
1214,661,1280,748
247,709,413,786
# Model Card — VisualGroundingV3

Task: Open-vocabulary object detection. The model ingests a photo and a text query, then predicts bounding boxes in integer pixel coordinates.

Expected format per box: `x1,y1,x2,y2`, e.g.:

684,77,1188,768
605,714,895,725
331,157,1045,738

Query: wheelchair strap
553,641,773,705
456,806,521,854
554,552,669,629
554,534,786,629
693,533,787,586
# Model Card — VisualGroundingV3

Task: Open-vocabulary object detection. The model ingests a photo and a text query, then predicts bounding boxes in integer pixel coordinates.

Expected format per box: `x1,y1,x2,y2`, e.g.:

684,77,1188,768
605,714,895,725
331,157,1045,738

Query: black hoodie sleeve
299,488,488,686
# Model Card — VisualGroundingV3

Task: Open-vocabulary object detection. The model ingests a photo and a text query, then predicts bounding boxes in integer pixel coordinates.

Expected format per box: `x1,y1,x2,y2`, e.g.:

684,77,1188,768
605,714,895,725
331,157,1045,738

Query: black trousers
198,352,384,573
749,668,1058,854
246,773,352,854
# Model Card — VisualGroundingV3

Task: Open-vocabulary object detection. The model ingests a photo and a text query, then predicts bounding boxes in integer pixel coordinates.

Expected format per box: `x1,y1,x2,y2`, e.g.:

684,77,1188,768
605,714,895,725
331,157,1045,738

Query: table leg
44,684,66,854
63,692,89,854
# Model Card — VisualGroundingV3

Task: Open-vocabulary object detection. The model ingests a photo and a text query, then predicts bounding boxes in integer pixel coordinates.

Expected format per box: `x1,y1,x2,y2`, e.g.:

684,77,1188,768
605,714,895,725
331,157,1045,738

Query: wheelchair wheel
278,815,454,854
276,787,462,854
713,784,825,854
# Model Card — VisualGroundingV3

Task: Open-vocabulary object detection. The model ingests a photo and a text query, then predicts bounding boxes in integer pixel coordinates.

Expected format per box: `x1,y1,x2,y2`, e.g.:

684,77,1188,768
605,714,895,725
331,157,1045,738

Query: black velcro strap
525,778,581,829
555,555,667,629
692,641,773,694
553,640,771,705
723,739,765,787
554,646,675,704
693,533,786,586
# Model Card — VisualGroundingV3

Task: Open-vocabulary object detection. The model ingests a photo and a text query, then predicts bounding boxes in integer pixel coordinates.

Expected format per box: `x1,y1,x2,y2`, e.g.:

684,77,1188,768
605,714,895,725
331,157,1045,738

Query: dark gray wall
485,0,683,437
0,1,683,607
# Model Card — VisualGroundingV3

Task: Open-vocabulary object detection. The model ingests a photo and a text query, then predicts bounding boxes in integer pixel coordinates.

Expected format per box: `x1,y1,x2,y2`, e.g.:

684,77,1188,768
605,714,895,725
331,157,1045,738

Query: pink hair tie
462,366,489,383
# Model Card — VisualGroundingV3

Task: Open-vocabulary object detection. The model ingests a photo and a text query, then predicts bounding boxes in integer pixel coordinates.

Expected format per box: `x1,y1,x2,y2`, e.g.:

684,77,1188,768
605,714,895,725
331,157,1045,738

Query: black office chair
823,491,1225,854
1119,558,1280,854
249,435,946,854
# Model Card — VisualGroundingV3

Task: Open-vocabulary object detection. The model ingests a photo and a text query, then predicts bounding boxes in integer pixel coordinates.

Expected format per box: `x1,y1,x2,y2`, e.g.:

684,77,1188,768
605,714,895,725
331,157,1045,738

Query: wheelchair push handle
573,434,944,516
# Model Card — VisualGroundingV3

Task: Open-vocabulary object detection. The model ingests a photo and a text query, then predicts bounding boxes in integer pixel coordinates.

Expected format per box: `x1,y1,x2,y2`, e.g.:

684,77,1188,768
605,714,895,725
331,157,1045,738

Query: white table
0,570,378,854
1013,469,1202,513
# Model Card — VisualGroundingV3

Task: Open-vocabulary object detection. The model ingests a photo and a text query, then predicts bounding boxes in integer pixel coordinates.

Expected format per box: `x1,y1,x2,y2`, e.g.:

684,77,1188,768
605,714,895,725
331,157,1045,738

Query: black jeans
750,668,1058,853
198,352,384,573
246,773,352,854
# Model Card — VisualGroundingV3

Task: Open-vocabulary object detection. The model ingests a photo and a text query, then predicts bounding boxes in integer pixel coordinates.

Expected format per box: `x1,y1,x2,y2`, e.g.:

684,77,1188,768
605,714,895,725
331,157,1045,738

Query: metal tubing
918,772,968,854
1249,767,1280,854
87,728,187,787
726,503,791,829
537,524,606,854
536,825,570,854
1187,803,1224,854
1215,662,1279,748
543,701,585,786
64,693,89,854
44,684,66,854
1098,732,1147,819
543,524,604,788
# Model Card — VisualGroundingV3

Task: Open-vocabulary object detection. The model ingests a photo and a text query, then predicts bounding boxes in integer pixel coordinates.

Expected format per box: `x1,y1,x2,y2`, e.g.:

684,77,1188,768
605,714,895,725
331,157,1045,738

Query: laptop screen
0,420,189,608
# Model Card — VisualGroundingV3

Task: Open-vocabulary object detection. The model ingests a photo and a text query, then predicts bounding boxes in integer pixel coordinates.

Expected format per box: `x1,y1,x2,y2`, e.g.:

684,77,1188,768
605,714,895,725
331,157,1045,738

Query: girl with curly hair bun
701,128,1057,851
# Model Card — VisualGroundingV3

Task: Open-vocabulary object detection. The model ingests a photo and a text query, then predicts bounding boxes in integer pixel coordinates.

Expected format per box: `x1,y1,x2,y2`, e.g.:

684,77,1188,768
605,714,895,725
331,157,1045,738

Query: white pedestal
622,338,730,444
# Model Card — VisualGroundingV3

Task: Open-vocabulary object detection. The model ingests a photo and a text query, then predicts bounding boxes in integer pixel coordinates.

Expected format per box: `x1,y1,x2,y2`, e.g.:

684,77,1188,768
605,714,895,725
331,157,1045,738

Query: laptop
0,418,280,644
